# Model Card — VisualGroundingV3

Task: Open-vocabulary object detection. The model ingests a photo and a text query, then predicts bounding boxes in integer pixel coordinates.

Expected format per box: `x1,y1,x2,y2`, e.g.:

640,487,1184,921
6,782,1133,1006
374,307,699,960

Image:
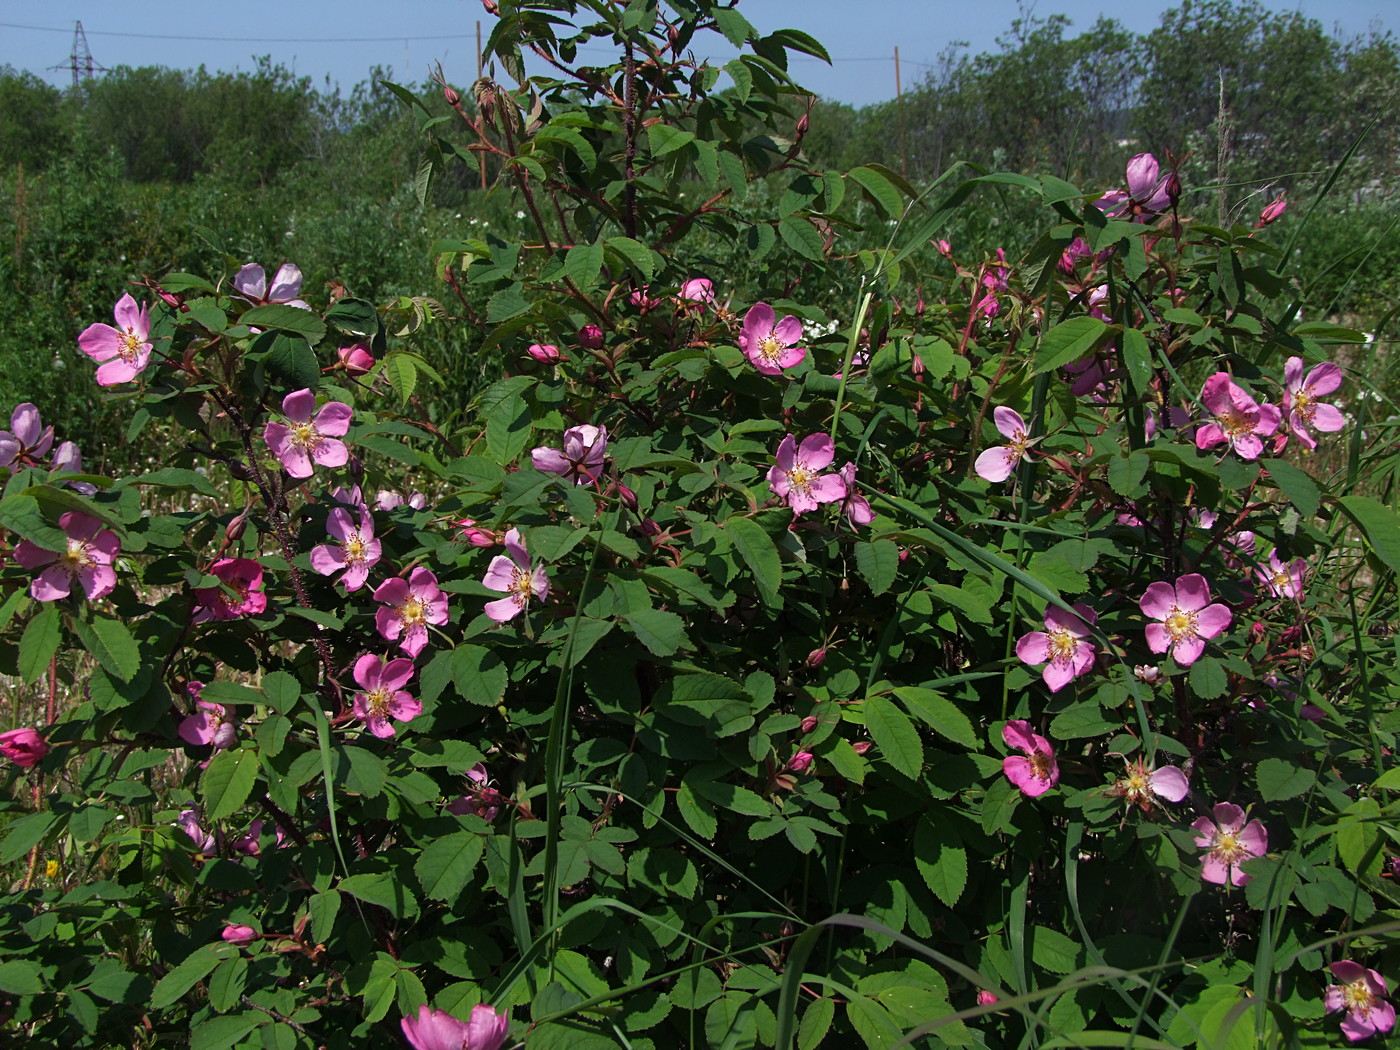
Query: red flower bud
338,343,375,376
616,483,638,511
806,648,826,669
443,85,461,106
578,324,604,350
785,751,814,775
801,715,819,734
526,343,562,364
852,741,873,756
221,924,259,946
0,728,48,767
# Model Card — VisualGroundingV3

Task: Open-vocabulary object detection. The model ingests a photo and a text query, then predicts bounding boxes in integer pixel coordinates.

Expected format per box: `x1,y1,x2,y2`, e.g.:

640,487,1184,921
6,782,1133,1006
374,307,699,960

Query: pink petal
991,406,1026,440
374,607,403,641
269,263,303,302
369,716,397,739
1046,604,1094,634
797,434,835,471
13,541,55,570
1002,720,1046,754
378,659,416,692
310,438,348,468
807,473,847,505
33,566,73,601
1284,357,1304,391
773,314,803,345
1232,433,1264,460
1305,361,1342,396
1149,766,1189,802
482,555,519,592
313,402,353,436
1369,1000,1396,1036
775,345,806,370
1194,603,1232,639
79,564,116,600
94,359,142,386
774,434,797,471
1144,623,1171,654
1200,374,1235,416
1211,802,1246,834
530,566,550,603
1200,854,1230,884
1172,634,1206,665
388,694,421,722
1003,755,1035,792
1311,404,1346,432
1016,632,1050,665
264,422,291,459
1174,574,1212,611
1139,581,1178,620
399,623,428,658
484,595,523,622
374,577,408,605
532,448,571,475
234,264,267,300
741,302,775,345
1237,818,1267,857
281,389,315,423
1195,423,1226,450
974,446,1015,483
1191,816,1217,848
1042,661,1075,692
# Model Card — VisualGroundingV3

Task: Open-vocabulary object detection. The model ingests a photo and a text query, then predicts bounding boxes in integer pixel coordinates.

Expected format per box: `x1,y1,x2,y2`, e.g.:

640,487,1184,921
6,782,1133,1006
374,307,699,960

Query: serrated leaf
565,242,605,288
849,165,902,219
453,645,508,705
263,332,321,389
1338,797,1383,876
130,468,221,497
863,696,923,779
201,748,259,822
415,831,485,901
1267,459,1321,518
71,615,139,683
324,297,379,339
893,687,977,749
0,960,45,995
19,606,61,685
1108,450,1149,497
604,236,656,280
1033,316,1113,374
384,353,419,406
0,494,66,550
339,873,419,917
625,607,687,656
150,945,235,1009
854,539,898,595
1256,757,1314,801
1122,327,1153,396
690,779,770,817
1338,496,1400,577
1188,656,1228,700
241,304,325,344
778,216,824,261
726,516,782,609
1,810,60,863
190,1011,261,1050
915,818,967,906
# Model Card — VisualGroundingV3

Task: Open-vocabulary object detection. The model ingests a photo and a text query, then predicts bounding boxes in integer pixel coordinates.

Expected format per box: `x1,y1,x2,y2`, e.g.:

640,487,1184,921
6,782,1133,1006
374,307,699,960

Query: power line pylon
66,22,101,88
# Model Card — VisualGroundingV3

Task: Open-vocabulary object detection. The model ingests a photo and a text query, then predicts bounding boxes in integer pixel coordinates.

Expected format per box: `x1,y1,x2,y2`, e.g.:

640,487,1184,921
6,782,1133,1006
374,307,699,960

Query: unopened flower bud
1133,664,1160,683
801,715,819,734
221,925,258,946
668,25,681,53
526,343,562,364
457,519,496,548
786,752,814,775
977,990,999,1006
796,113,809,139
806,648,826,669
1164,171,1182,207
443,84,461,106
1249,621,1268,645
852,741,873,756
1256,195,1287,227
482,0,498,13
616,483,638,511
338,342,375,376
224,515,247,543
578,324,604,350
897,547,910,563
935,239,952,258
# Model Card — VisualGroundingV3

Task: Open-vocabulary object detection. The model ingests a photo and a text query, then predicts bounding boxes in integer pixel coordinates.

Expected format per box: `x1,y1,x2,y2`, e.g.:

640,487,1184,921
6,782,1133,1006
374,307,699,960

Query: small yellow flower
44,859,59,879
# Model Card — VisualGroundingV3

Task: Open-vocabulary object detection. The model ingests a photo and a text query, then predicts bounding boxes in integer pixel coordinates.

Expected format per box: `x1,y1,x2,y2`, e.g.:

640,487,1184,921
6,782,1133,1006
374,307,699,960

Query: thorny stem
623,39,638,240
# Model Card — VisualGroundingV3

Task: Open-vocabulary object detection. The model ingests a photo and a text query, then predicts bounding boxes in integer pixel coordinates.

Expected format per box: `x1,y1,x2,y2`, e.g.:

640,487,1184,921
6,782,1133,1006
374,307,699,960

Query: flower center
344,535,367,564
511,568,534,605
1345,979,1375,1015
120,329,143,362
290,421,321,451
1126,771,1149,797
1165,607,1199,642
757,333,783,363
1029,751,1055,781
398,596,427,625
1211,830,1247,866
1292,389,1316,422
786,464,814,495
366,687,390,718
61,539,94,575
1218,410,1257,439
1046,627,1079,663
217,579,250,611
1270,569,1291,591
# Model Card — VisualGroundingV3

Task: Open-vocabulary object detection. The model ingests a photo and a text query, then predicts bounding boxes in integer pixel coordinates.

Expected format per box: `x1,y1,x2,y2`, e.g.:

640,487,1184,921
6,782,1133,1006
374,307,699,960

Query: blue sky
2,1,1396,108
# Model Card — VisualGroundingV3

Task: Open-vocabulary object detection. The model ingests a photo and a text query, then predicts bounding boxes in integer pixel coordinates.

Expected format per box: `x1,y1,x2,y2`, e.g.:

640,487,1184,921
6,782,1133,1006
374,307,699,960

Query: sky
2,0,1397,108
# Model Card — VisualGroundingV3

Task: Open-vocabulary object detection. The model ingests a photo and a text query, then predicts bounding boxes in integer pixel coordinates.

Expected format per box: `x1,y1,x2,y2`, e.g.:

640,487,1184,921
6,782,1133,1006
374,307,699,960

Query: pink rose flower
310,505,381,592
457,519,497,548
401,1004,510,1050
974,407,1037,483
481,529,549,623
1002,720,1059,797
678,278,714,305
1015,603,1097,692
767,434,846,516
263,389,353,479
532,424,608,485
233,262,309,309
374,568,449,658
839,463,873,527
178,686,237,751
1256,551,1307,601
785,751,814,775
577,324,604,350
0,403,54,468
1191,801,1266,886
1139,573,1232,667
338,343,375,375
1327,961,1396,1042
1281,356,1345,450
1107,757,1188,813
13,511,119,602
0,727,49,767
193,558,267,622
221,924,259,946
447,763,504,821
351,654,421,739
78,293,153,386
1195,373,1281,461
739,303,806,375
1098,152,1172,220
177,808,218,855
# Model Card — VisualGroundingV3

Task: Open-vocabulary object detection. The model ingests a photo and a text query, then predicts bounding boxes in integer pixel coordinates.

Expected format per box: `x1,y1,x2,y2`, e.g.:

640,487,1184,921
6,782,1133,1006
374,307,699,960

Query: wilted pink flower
374,568,449,658
526,343,563,364
221,924,259,946
447,763,504,821
974,407,1037,483
1327,962,1396,1042
1134,665,1161,683
482,528,549,623
577,324,604,350
1016,603,1097,692
1191,802,1266,886
1002,720,1059,797
351,654,421,739
338,343,375,375
1098,153,1172,220
233,262,309,309
679,278,714,305
1108,757,1189,813
1255,195,1288,228
179,685,237,751
457,519,497,548
232,819,285,856
1195,373,1281,461
0,728,48,767
375,490,428,511
78,294,154,386
193,558,267,622
974,293,1002,319
786,752,814,775
177,808,218,855
767,434,846,516
982,248,1009,293
1140,574,1232,666
310,505,381,592
1256,551,1307,601
740,303,806,375
49,441,98,495
532,425,608,485
263,389,352,479
14,511,119,602
838,463,874,528
401,1004,510,1050
629,286,660,313
0,403,54,468
1194,509,1256,561
1281,356,1345,450
1057,237,1091,273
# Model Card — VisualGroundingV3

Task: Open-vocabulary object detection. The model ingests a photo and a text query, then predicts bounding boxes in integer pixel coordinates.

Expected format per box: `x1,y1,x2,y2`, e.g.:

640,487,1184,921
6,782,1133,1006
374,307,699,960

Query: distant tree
0,68,71,171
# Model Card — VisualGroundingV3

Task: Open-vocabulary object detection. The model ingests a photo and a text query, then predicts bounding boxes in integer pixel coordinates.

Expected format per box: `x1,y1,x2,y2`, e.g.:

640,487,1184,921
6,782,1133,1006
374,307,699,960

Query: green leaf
339,873,420,918
1267,459,1321,518
0,959,45,995
1121,328,1153,396
799,996,836,1050
646,124,696,157
726,516,782,609
854,539,899,595
914,818,967,906
604,236,657,280
564,242,605,288
893,687,977,749
1,810,60,863
849,165,903,219
19,606,61,686
201,748,260,822
263,332,321,389
241,304,326,344
1108,450,1149,497
712,7,754,46
1256,757,1315,801
863,696,924,779
1338,496,1400,576
453,645,508,705
190,1012,261,1050
1032,316,1113,374
129,468,221,497
150,945,236,1009
0,494,66,550
1031,925,1081,973
384,352,418,407
1338,797,1383,876
415,831,486,901
690,780,770,818
778,216,825,261
485,285,531,323
71,615,139,683
1188,656,1228,700
724,59,753,102
324,297,379,339
625,608,688,657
